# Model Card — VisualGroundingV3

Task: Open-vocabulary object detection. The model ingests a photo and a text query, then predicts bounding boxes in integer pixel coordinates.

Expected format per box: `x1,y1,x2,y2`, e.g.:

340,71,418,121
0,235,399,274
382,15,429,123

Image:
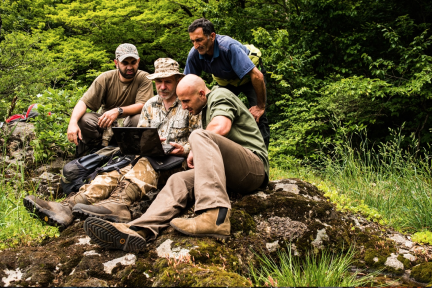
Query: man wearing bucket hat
67,43,154,153
24,58,201,230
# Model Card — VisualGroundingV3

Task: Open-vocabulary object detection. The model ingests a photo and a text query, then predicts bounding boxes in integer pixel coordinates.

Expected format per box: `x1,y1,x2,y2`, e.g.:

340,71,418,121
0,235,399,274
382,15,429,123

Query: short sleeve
80,79,106,112
209,97,236,123
184,48,202,76
135,73,154,104
228,45,255,80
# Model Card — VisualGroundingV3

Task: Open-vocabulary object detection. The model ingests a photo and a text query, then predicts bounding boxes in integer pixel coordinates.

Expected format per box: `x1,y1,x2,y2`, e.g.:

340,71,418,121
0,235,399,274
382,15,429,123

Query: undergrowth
249,245,378,287
271,125,432,238
0,128,59,250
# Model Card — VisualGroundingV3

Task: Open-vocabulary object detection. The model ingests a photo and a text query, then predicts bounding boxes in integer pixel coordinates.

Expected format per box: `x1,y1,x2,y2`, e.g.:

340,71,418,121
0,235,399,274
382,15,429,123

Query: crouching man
23,59,201,231
83,74,269,252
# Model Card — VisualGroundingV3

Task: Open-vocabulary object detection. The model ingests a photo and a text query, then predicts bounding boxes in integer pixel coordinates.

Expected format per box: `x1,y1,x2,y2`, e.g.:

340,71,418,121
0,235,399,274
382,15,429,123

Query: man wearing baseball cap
24,58,201,231
67,43,154,152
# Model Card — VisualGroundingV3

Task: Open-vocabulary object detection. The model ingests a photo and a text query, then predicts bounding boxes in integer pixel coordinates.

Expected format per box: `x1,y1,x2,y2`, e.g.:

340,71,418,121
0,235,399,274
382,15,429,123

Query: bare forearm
121,103,144,117
70,100,87,124
250,68,266,109
206,116,232,136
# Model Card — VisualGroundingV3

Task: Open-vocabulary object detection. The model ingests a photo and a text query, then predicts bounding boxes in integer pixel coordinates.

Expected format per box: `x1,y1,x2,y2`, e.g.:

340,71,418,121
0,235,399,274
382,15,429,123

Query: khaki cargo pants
128,129,266,239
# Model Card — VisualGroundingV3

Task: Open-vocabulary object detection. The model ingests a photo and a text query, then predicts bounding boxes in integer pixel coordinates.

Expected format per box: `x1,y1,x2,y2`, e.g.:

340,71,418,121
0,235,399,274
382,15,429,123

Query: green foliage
0,31,68,119
249,246,377,287
0,129,59,250
30,84,86,162
412,231,432,245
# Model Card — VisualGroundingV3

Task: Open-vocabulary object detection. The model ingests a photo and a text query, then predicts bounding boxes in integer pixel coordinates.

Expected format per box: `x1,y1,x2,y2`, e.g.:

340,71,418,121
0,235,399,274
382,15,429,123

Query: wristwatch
117,107,123,116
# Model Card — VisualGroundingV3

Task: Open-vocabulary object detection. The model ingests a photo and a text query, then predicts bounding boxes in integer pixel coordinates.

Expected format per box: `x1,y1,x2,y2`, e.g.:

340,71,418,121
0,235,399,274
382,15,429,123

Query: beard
118,66,137,79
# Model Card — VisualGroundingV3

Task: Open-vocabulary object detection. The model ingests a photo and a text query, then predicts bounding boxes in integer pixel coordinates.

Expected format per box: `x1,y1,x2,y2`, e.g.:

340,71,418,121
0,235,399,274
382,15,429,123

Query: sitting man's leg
123,114,141,128
23,166,131,230
170,129,265,240
83,169,195,251
73,158,158,223
77,112,105,147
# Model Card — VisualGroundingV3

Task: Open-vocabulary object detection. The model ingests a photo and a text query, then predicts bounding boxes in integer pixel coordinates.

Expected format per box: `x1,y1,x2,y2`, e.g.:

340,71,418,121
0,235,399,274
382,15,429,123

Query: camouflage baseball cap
115,43,139,62
147,58,184,80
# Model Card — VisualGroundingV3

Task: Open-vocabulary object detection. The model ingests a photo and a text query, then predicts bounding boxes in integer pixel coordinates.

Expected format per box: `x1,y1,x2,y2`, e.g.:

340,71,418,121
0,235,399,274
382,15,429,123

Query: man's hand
98,108,120,129
169,142,185,156
160,137,166,143
67,122,82,145
187,150,194,168
249,105,265,123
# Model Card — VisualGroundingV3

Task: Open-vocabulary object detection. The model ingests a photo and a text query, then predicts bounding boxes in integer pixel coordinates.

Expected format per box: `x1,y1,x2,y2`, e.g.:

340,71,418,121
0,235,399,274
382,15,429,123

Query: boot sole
23,197,68,231
84,217,146,252
170,222,230,241
72,207,130,223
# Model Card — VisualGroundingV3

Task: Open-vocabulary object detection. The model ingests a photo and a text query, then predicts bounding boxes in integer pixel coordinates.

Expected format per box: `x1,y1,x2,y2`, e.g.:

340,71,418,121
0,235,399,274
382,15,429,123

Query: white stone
156,239,197,259
390,234,414,248
403,253,417,262
373,257,379,262
103,254,137,274
384,253,404,270
254,191,268,198
76,236,92,245
311,228,329,249
266,240,280,252
2,269,23,287
144,272,150,278
398,248,409,254
84,250,101,256
274,183,299,194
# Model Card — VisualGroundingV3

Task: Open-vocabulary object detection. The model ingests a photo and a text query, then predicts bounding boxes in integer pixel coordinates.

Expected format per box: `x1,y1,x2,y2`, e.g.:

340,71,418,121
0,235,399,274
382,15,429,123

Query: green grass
271,127,432,234
0,129,59,250
249,246,378,287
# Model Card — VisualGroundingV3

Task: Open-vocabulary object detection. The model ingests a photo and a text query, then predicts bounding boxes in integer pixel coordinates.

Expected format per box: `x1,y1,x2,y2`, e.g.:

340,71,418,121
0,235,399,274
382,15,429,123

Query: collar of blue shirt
198,36,220,60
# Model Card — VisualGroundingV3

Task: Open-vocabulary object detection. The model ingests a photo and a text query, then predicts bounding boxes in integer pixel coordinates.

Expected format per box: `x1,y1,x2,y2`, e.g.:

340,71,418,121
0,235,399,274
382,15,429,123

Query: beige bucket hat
147,58,184,80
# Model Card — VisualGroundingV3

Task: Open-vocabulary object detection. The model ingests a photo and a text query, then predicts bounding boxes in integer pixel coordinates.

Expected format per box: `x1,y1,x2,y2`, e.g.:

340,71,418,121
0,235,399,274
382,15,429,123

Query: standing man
82,75,268,252
184,18,270,147
67,43,154,149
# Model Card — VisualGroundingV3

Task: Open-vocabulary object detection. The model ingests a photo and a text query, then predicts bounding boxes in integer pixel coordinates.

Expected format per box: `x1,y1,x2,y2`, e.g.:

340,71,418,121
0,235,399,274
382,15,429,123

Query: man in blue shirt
184,18,270,147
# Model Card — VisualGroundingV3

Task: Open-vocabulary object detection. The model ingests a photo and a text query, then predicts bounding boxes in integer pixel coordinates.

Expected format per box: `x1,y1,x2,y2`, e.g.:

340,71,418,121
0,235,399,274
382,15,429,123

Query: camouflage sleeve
183,112,202,155
137,102,152,127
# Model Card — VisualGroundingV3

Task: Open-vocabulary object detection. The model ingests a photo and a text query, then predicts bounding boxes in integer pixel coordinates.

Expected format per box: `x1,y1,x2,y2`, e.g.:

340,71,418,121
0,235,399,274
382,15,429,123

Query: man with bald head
83,74,268,251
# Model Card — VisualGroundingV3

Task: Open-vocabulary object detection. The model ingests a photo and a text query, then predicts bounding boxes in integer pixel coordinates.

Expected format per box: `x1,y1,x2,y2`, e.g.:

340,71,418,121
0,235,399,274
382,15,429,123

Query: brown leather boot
84,217,147,252
23,192,90,230
170,208,231,241
72,180,141,223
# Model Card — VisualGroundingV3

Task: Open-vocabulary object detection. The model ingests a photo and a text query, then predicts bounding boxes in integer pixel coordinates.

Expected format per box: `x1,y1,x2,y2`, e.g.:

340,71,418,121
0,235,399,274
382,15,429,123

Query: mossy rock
397,254,412,269
230,209,256,235
412,262,432,283
153,262,249,287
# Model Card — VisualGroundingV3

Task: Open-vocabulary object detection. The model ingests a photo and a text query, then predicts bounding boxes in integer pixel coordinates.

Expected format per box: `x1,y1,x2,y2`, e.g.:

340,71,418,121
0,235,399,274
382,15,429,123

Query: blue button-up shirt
184,35,255,80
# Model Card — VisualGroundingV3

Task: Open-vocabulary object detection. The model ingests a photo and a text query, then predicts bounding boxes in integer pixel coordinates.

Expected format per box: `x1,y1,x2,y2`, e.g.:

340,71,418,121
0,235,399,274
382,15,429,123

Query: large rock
0,178,429,286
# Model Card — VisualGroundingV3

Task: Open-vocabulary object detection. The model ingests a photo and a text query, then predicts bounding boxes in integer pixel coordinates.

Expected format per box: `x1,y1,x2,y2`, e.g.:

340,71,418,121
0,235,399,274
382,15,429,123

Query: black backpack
60,146,134,195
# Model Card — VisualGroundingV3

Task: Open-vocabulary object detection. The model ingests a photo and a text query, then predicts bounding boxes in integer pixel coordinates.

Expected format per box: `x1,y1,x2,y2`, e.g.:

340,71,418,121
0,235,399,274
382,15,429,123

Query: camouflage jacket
137,95,201,155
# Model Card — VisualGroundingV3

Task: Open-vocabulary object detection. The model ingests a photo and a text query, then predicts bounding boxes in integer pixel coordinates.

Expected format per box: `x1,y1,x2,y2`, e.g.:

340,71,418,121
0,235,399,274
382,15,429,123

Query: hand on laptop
160,137,166,143
169,142,185,156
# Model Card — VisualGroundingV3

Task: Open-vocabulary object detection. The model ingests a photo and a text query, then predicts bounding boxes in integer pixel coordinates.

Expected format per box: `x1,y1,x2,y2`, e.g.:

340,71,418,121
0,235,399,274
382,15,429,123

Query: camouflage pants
78,157,185,204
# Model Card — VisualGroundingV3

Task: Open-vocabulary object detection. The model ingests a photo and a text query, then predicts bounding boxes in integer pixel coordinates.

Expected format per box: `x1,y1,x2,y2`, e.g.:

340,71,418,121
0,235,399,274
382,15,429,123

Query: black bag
144,155,185,171
60,146,131,195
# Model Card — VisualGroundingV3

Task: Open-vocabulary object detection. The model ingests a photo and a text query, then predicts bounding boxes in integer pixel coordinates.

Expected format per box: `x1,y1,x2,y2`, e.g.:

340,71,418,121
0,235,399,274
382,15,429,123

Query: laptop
112,127,175,157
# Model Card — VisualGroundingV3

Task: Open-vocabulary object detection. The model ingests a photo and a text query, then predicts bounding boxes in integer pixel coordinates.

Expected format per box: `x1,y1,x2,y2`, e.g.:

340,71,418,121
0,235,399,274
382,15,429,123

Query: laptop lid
112,127,171,156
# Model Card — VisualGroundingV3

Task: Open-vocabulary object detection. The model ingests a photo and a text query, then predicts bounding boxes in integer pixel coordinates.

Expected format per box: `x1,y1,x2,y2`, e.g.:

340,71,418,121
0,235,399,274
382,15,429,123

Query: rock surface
0,178,431,286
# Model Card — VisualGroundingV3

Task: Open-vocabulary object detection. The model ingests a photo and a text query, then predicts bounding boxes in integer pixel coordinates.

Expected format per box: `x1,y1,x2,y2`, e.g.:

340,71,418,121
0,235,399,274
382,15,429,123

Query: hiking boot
23,192,90,230
84,217,147,252
72,180,141,223
170,208,231,241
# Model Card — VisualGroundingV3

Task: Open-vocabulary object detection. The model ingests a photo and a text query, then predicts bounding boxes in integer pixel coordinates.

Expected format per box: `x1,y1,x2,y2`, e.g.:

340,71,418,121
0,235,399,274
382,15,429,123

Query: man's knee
77,113,98,130
124,114,140,127
189,128,214,144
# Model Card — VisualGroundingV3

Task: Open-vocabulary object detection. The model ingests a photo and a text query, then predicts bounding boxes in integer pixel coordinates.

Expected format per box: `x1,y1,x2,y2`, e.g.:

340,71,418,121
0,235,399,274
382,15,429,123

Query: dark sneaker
84,217,146,252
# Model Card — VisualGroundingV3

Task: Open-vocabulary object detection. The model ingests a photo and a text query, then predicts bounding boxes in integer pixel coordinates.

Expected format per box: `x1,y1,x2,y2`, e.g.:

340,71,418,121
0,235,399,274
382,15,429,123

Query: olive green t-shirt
202,86,269,182
80,70,153,113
